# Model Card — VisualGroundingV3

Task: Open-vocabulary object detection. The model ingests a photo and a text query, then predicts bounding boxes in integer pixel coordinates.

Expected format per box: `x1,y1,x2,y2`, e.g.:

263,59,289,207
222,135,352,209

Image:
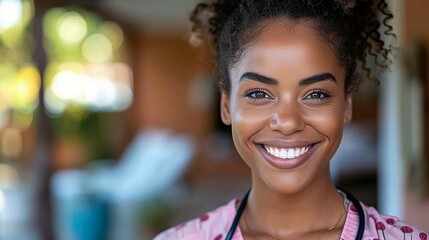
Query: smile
263,145,310,159
256,141,319,170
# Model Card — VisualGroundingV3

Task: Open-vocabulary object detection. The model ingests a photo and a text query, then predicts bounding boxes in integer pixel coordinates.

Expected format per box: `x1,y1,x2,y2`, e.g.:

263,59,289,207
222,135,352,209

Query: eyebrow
239,72,278,85
298,73,336,86
239,71,336,86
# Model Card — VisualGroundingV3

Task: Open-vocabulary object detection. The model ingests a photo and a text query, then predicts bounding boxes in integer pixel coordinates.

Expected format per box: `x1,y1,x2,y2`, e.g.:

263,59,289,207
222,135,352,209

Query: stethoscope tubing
225,190,249,240
338,187,365,240
225,188,365,240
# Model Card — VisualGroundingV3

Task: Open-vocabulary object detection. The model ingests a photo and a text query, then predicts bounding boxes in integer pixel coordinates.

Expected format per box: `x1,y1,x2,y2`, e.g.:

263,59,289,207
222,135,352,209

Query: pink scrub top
154,198,428,240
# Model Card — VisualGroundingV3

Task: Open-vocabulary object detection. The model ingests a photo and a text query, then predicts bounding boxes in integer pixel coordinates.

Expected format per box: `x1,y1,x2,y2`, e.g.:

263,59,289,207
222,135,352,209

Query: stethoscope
225,187,365,240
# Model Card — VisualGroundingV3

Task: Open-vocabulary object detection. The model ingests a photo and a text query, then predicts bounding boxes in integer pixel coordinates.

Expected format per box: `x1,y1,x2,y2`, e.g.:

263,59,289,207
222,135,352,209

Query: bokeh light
82,33,113,63
0,0,34,49
44,88,67,116
45,62,132,114
57,11,87,47
0,0,23,31
43,7,132,114
0,0,37,134
100,21,124,50
51,70,85,101
2,65,40,112
12,66,40,111
0,64,40,131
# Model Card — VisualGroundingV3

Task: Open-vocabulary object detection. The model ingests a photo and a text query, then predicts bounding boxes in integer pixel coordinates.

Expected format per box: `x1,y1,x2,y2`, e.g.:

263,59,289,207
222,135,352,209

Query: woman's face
221,20,352,194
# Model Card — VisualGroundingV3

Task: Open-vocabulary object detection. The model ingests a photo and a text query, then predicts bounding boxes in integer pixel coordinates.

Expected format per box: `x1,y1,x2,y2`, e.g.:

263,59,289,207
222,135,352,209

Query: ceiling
102,0,201,33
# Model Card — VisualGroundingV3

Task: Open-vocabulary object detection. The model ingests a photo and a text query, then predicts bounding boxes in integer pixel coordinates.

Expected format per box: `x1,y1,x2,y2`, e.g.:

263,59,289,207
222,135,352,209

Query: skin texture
221,20,353,239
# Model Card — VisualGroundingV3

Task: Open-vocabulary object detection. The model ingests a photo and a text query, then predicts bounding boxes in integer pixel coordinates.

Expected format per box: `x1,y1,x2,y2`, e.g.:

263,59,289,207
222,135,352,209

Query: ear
220,92,232,125
343,93,353,124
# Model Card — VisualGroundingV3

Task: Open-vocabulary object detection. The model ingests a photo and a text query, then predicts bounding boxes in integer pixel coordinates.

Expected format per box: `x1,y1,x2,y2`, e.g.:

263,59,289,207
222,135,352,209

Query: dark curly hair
190,0,395,94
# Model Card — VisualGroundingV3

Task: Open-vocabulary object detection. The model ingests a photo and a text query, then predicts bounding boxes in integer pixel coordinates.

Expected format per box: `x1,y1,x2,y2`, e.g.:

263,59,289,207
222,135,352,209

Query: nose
269,103,305,134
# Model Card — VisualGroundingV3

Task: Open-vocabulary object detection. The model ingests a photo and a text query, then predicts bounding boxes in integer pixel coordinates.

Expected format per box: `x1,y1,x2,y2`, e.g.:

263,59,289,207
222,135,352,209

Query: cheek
233,107,267,125
303,104,345,142
231,106,268,139
229,105,270,158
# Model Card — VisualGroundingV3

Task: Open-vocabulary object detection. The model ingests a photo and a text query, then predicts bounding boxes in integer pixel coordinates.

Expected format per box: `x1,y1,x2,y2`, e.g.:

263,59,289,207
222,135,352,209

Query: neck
243,170,345,238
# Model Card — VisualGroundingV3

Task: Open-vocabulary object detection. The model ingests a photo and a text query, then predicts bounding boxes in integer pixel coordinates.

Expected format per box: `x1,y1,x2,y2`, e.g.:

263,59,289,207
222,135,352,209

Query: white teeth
295,149,300,156
280,149,287,158
268,147,275,155
264,145,311,159
287,149,294,158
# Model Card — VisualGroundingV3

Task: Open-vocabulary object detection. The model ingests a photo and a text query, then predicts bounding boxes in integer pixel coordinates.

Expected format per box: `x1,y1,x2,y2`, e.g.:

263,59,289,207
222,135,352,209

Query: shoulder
153,199,238,240
361,204,428,239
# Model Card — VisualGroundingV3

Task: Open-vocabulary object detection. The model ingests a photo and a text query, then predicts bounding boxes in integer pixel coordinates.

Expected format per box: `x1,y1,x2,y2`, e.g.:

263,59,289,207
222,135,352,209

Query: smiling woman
154,1,428,240
222,22,351,197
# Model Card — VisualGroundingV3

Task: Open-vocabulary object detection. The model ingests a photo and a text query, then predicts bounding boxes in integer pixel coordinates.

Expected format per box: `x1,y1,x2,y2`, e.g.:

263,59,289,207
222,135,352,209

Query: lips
256,141,320,170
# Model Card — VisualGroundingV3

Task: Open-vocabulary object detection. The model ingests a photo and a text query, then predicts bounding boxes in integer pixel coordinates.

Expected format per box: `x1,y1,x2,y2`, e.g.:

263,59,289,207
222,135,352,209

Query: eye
305,90,331,100
245,89,272,100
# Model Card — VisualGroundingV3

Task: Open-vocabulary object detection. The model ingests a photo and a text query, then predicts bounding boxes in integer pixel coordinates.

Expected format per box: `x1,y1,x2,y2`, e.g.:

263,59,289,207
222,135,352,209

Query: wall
130,33,213,136
404,0,429,231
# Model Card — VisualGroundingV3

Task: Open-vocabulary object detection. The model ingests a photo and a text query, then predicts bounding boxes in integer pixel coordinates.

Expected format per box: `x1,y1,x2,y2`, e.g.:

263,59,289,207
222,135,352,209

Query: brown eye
245,90,272,99
305,90,330,100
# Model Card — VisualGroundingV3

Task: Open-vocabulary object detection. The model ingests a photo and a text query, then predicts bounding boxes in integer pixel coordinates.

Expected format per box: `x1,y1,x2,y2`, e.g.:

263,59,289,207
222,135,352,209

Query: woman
155,0,428,239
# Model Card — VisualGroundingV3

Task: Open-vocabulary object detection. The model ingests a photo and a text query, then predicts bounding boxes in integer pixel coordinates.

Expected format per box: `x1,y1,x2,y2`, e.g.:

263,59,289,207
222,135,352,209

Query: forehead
231,20,344,83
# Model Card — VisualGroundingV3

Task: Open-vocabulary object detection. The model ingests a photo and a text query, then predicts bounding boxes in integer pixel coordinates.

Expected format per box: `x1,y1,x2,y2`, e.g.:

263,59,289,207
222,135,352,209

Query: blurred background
0,0,427,239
